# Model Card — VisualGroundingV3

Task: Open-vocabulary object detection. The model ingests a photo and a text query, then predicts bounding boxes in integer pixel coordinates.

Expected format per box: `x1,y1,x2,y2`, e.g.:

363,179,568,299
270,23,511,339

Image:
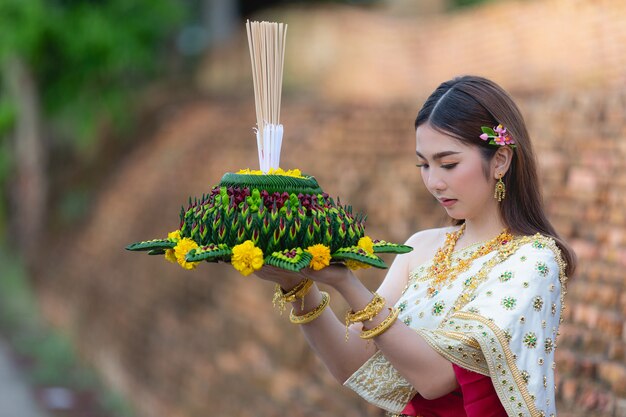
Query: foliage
448,0,495,10
0,0,183,142
0,0,185,232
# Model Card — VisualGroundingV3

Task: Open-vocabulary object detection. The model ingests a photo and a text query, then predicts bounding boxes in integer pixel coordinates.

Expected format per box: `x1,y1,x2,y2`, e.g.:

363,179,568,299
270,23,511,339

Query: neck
456,211,508,249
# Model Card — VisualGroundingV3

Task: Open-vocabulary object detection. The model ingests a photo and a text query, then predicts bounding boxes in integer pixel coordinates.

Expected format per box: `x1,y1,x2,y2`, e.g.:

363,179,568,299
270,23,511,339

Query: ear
491,146,513,179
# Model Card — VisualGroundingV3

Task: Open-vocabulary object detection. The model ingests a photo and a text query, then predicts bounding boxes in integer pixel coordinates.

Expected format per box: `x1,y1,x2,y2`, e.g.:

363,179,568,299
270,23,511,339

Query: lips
439,198,457,207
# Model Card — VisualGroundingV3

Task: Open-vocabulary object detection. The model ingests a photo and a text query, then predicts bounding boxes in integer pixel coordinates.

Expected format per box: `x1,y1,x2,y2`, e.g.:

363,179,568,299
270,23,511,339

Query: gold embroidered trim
343,351,416,413
416,329,489,376
446,331,481,349
454,311,541,417
532,235,569,334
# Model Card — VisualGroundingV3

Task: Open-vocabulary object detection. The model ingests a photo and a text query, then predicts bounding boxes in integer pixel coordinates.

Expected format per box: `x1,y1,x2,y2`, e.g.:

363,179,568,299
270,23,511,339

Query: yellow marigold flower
236,168,257,175
236,168,304,178
358,236,374,254
231,240,264,276
168,230,181,241
165,230,182,263
268,168,303,178
306,244,331,271
346,236,375,270
165,230,180,264
173,238,200,270
164,249,177,264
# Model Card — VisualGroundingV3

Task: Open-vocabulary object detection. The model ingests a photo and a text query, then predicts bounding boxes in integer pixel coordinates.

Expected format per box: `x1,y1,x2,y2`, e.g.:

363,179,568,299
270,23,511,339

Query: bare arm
255,230,458,399
254,267,377,382
330,269,458,400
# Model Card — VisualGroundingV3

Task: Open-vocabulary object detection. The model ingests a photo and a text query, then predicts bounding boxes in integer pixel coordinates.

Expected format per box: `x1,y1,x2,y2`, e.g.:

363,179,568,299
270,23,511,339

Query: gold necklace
426,224,513,298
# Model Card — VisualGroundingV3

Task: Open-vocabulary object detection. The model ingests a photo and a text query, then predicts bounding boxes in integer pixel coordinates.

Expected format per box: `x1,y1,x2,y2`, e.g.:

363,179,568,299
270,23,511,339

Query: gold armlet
359,307,399,340
273,279,314,313
289,291,330,325
344,292,386,340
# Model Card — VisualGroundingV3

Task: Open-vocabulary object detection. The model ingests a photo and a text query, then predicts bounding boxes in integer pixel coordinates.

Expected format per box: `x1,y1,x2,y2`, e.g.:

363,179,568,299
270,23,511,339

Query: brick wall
527,89,626,417
35,1,626,417
200,0,626,102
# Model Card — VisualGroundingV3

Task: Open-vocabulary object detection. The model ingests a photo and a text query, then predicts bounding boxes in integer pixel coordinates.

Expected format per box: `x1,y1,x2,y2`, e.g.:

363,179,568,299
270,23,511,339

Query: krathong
126,21,412,275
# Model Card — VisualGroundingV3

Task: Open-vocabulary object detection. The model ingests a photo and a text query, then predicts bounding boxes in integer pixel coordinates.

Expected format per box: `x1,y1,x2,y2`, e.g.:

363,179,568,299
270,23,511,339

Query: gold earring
494,174,506,202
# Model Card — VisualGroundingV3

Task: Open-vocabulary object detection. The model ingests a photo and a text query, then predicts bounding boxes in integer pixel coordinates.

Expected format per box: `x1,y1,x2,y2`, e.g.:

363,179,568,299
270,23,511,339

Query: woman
255,75,576,417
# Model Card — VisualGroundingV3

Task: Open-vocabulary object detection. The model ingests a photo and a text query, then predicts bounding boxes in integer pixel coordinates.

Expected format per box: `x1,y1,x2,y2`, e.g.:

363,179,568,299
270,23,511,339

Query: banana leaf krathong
126,170,412,276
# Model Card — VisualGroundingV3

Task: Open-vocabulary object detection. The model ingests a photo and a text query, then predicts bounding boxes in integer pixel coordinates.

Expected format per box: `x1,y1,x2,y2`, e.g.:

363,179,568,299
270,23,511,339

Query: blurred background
0,0,625,416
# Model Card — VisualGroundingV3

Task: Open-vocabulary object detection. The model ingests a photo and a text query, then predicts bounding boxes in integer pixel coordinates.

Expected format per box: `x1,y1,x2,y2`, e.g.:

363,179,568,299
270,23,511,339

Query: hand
300,263,356,290
253,265,305,291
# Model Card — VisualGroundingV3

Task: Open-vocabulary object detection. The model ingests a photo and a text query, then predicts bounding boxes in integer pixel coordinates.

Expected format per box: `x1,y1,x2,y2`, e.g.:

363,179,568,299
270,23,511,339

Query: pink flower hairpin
480,124,516,148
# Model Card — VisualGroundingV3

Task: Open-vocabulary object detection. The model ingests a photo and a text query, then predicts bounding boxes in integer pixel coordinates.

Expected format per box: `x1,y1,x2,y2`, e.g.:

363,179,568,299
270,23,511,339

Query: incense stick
246,20,287,172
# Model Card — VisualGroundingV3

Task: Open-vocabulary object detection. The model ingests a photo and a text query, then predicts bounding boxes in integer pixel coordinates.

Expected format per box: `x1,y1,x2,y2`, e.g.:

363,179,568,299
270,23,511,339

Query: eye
416,163,429,169
441,163,458,170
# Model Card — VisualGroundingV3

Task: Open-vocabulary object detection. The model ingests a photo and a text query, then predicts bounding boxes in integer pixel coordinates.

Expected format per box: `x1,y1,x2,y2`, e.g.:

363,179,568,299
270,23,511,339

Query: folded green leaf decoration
126,169,412,275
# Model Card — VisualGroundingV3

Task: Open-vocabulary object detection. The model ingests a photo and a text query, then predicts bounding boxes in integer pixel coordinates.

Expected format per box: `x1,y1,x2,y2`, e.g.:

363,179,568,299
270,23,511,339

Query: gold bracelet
289,291,330,325
346,293,386,323
344,293,386,340
359,307,399,339
272,279,313,313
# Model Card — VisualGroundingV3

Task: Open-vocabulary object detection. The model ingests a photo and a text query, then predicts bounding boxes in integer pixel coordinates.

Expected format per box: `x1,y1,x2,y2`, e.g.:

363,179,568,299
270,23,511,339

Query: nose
423,169,446,194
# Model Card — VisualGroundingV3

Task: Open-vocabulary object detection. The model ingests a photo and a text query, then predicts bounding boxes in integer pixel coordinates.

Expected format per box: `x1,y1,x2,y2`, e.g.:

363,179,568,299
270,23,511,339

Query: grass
0,244,135,417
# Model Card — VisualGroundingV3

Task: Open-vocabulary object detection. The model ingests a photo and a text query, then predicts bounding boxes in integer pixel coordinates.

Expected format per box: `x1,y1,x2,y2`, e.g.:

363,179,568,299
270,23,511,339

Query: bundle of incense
246,20,287,173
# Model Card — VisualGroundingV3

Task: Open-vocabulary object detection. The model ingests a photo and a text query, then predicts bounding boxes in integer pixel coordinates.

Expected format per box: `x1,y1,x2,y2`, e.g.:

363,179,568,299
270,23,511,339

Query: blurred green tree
0,0,184,259
448,0,494,9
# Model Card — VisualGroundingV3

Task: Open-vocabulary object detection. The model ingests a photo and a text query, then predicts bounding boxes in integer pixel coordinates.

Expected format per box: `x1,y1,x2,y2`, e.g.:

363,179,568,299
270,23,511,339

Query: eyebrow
415,150,462,160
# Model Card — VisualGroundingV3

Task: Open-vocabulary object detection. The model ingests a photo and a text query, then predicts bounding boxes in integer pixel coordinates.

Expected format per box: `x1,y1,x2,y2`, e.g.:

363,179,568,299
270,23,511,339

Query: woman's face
415,123,497,221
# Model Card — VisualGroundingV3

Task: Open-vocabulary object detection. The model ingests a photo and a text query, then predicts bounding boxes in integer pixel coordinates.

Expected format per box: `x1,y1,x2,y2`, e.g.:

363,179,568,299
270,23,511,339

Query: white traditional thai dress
344,233,568,417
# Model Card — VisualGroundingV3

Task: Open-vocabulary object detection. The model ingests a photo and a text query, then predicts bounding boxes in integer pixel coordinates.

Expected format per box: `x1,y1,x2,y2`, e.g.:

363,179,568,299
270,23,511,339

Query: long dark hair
415,75,576,277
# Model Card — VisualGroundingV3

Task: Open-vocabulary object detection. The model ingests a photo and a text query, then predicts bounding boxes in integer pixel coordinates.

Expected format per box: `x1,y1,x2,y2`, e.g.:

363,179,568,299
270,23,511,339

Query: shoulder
499,234,567,285
404,226,455,248
376,226,458,302
404,226,459,272
464,235,567,319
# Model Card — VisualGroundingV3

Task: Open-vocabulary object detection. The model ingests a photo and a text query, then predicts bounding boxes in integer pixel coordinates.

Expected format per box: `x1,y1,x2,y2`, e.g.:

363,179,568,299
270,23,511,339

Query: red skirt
398,364,507,417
